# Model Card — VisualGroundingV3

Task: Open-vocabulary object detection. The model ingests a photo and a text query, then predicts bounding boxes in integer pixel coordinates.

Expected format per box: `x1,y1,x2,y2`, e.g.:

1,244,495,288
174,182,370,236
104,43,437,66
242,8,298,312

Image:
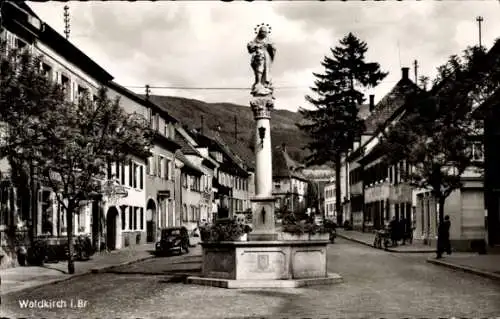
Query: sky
28,1,500,112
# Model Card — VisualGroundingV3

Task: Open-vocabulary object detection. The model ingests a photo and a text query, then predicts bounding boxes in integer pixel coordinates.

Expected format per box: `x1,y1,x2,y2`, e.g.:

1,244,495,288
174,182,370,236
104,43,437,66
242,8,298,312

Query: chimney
401,67,409,80
369,94,375,112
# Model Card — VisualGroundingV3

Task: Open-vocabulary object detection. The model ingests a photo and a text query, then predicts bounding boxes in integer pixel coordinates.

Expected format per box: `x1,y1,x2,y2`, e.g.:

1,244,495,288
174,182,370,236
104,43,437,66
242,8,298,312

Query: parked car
155,227,190,256
314,216,324,226
189,228,201,247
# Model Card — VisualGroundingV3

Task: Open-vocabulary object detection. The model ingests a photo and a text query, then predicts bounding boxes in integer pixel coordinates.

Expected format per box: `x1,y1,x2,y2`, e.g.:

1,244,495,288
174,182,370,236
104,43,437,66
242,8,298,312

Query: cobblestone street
2,239,499,318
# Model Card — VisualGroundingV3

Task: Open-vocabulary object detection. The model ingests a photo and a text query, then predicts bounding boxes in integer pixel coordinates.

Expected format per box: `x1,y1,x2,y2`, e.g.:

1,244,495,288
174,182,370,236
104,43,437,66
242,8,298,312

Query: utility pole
476,16,484,47
63,5,70,40
200,115,204,134
413,60,418,84
234,115,237,143
145,84,151,100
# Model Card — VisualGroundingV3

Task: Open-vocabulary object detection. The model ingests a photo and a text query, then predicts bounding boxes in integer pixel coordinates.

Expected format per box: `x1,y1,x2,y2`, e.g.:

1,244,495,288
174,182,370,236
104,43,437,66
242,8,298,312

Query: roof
108,82,178,124
174,129,200,156
363,78,421,135
273,145,308,181
177,152,204,176
190,130,249,177
9,2,114,83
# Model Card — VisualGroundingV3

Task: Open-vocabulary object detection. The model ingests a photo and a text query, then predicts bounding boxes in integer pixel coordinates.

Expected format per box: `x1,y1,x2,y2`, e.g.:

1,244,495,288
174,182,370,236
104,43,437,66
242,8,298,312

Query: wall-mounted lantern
258,126,266,146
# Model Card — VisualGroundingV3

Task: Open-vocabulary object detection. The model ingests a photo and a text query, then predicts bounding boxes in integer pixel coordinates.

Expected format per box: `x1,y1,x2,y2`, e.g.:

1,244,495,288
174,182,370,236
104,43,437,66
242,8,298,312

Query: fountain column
249,96,277,241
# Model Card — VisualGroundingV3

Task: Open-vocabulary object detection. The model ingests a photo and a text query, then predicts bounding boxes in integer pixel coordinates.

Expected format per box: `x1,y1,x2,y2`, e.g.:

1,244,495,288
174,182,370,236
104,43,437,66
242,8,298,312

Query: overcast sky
28,1,500,112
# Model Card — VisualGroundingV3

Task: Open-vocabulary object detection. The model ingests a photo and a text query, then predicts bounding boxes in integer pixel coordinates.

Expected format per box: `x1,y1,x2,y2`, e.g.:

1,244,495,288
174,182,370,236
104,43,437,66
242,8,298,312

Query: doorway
106,206,119,250
146,199,156,243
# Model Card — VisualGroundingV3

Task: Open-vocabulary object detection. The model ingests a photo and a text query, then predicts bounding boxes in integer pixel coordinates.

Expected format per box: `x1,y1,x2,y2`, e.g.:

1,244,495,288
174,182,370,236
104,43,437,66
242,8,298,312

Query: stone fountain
187,24,342,288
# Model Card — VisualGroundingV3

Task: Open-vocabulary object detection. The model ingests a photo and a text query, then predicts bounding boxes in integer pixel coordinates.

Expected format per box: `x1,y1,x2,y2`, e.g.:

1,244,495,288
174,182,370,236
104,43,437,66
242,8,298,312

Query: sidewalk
427,253,500,282
1,243,156,296
336,229,436,253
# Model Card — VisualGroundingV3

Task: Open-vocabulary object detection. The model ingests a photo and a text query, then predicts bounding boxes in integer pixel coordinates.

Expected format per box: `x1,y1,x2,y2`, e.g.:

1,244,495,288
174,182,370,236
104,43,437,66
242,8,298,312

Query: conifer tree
298,33,387,225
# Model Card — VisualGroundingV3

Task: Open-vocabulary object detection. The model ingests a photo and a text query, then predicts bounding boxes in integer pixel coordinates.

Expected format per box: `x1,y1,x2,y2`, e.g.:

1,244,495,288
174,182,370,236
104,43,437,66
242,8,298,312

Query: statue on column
248,23,276,97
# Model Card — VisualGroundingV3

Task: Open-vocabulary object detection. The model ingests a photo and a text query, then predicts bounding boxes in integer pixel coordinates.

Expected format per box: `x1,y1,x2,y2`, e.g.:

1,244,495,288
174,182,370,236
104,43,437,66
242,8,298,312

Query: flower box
279,232,310,241
238,233,248,242
309,233,329,241
279,232,329,241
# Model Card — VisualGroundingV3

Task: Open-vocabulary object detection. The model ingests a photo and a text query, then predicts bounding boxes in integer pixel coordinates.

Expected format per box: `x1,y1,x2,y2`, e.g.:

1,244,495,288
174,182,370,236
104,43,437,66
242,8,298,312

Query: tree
379,45,500,224
0,43,153,274
297,33,387,225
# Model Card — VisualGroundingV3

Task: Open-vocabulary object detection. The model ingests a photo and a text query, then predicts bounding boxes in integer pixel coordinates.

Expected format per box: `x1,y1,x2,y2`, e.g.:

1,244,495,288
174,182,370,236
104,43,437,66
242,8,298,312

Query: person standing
436,215,451,259
389,216,399,246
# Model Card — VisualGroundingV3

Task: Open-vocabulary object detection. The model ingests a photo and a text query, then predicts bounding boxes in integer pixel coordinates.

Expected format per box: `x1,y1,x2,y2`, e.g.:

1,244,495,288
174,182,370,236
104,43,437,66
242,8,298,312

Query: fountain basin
186,240,343,288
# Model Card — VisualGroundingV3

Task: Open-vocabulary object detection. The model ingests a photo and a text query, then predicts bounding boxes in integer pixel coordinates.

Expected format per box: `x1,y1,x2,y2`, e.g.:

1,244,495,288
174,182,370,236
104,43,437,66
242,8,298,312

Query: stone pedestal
249,196,277,241
187,240,342,288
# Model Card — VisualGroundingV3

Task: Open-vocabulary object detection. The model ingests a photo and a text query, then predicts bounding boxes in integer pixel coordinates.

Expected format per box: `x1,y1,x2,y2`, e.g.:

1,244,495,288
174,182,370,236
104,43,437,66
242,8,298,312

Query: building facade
0,2,120,267
272,145,308,214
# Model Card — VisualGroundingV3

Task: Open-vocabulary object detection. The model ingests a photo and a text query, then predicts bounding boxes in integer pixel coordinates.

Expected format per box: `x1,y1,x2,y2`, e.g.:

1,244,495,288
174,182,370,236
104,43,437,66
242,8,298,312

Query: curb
426,258,500,281
337,233,435,253
1,255,155,296
90,255,154,273
336,233,375,249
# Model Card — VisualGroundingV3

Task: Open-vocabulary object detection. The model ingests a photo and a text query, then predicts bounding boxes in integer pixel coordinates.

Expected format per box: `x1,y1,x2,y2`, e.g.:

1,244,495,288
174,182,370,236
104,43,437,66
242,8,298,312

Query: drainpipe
173,150,183,227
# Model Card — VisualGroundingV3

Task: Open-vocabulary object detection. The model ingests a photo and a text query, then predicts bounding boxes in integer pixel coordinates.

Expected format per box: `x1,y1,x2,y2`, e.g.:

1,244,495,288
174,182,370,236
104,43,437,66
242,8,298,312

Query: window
155,114,160,132
471,142,484,162
147,157,154,175
127,207,132,230
139,165,144,189
41,63,53,80
128,161,133,187
15,38,27,50
115,161,120,182
77,85,87,101
183,204,188,222
122,209,126,230
164,123,170,138
121,163,126,185
156,155,162,177
164,158,170,180
140,207,144,230
134,207,138,230
133,163,138,188
61,75,71,100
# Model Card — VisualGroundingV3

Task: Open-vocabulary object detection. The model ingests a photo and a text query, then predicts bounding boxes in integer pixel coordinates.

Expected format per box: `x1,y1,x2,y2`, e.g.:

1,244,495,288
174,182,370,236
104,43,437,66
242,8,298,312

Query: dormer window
61,75,70,100
15,38,27,50
41,63,52,80
77,85,88,101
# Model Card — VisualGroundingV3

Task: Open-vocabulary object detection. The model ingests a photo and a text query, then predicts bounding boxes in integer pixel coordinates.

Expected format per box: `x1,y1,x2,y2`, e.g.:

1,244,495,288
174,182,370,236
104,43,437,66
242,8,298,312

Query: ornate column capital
250,96,274,120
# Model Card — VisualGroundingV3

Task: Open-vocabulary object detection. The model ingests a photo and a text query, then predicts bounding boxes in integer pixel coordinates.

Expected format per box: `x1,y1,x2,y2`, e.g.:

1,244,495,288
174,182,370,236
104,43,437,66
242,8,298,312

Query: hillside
147,95,311,163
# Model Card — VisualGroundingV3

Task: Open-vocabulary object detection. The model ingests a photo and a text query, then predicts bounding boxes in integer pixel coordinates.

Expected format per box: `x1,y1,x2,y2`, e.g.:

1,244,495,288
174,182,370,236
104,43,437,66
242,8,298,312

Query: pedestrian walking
399,217,407,245
389,216,399,246
436,215,451,259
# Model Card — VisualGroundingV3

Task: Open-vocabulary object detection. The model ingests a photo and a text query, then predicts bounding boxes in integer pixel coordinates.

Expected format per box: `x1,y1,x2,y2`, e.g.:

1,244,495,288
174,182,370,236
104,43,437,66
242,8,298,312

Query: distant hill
147,95,312,163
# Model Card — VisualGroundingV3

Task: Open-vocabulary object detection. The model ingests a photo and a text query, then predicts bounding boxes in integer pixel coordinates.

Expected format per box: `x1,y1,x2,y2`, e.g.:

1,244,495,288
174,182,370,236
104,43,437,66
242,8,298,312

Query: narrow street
2,239,499,318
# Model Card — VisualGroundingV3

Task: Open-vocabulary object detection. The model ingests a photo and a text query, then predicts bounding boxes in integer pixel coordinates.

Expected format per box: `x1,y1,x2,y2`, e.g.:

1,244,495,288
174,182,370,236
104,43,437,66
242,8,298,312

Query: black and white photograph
1,0,500,318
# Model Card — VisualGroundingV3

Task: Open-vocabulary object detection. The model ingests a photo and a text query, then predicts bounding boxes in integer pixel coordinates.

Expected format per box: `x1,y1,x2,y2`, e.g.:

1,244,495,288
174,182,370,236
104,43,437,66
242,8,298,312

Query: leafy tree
297,33,387,225
0,43,153,274
379,45,500,223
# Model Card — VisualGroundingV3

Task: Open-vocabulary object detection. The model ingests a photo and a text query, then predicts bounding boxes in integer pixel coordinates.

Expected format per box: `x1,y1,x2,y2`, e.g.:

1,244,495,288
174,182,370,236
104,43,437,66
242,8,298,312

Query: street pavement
2,238,499,319
1,243,157,296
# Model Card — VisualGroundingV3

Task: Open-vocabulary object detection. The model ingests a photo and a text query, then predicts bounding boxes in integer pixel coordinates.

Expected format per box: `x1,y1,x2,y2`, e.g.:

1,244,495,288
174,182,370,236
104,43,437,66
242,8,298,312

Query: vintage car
155,227,190,256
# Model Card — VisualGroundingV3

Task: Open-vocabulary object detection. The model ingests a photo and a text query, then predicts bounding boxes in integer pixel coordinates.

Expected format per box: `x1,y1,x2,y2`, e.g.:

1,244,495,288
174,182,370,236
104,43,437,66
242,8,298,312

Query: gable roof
190,130,249,177
363,78,421,135
175,128,200,156
7,2,113,83
273,145,308,181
